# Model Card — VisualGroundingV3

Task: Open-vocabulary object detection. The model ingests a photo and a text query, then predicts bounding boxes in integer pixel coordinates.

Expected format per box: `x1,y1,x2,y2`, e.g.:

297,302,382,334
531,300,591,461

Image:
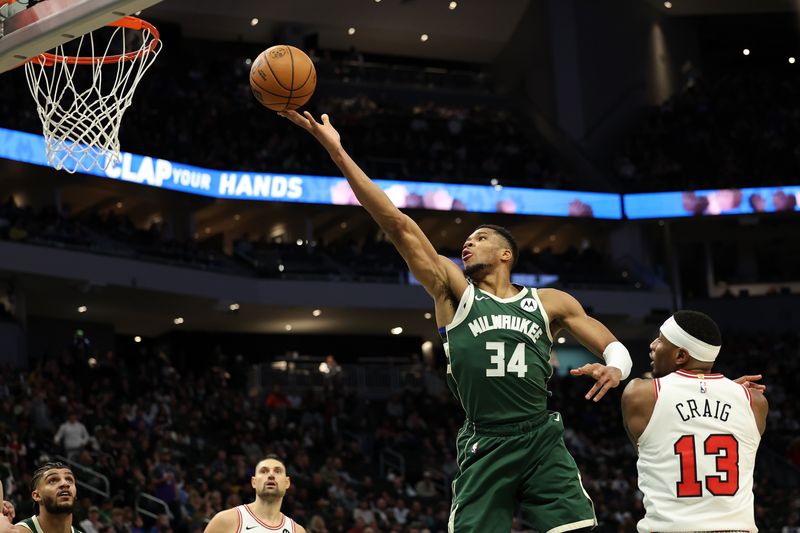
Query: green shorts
448,411,596,533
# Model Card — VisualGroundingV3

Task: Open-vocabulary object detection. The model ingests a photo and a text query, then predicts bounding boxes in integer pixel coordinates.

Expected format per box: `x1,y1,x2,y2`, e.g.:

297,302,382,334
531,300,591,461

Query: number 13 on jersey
485,342,528,378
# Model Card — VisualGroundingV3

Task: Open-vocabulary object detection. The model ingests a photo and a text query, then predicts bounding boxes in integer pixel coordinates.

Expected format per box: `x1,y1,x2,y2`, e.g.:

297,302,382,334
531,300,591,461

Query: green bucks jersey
443,283,553,425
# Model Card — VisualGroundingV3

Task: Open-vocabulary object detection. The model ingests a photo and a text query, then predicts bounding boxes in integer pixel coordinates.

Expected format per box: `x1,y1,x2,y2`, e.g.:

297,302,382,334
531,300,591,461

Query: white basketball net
23,19,162,173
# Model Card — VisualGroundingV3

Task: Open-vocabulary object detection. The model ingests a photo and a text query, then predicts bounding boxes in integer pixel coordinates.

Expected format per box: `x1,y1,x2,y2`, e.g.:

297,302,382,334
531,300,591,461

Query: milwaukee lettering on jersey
467,314,544,343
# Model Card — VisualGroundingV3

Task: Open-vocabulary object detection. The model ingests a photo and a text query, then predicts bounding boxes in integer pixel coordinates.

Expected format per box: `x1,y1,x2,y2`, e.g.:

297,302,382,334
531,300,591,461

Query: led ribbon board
624,187,800,219
0,127,623,219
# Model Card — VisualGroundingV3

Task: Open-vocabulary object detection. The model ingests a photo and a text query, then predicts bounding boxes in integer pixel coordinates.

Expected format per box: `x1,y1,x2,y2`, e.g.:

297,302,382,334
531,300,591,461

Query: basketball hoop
23,16,161,173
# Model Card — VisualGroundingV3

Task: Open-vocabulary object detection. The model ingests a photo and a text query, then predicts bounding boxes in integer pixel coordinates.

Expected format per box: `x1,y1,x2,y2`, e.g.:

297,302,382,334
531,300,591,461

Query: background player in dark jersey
204,456,306,533
16,462,80,533
281,109,633,533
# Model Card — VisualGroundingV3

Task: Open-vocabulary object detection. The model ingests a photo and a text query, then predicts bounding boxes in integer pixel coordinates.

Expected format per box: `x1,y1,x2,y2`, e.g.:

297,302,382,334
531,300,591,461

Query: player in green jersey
281,110,633,533
16,462,81,533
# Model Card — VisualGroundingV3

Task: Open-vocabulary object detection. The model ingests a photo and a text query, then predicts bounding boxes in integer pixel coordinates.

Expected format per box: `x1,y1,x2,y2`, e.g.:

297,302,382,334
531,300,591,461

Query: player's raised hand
569,363,623,402
278,110,341,152
733,374,766,393
1,500,14,521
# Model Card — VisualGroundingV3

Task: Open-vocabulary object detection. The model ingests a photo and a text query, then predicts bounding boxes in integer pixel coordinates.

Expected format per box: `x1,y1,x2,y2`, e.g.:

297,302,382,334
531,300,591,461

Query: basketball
249,45,317,112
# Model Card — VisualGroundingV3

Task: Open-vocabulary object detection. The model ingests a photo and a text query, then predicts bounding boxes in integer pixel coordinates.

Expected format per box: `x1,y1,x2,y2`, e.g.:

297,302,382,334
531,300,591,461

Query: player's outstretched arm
539,289,632,401
203,508,238,533
279,110,466,303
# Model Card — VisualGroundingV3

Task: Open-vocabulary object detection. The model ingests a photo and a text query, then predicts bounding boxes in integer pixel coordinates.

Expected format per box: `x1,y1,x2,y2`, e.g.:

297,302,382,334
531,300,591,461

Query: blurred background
0,0,798,531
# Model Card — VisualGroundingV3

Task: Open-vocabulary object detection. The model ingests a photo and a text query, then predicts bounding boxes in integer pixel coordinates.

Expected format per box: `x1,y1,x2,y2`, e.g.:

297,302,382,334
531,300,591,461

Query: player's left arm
539,288,632,401
294,524,307,533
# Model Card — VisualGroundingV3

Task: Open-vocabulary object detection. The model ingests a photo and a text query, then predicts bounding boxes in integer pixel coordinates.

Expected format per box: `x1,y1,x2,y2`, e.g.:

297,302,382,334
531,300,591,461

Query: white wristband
603,341,632,380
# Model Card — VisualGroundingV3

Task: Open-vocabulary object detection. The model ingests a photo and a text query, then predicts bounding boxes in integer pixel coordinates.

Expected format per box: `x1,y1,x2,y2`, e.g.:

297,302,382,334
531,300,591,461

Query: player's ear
31,489,40,503
501,248,512,263
675,348,691,365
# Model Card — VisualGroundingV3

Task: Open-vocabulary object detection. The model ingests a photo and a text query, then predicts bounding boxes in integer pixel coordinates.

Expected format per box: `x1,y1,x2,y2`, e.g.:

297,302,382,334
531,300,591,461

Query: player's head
31,461,76,515
252,455,290,502
461,224,518,279
650,310,721,378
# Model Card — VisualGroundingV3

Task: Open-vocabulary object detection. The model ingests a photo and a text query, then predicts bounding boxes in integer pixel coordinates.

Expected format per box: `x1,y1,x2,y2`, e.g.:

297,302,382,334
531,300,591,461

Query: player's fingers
569,368,584,376
321,113,331,125
593,381,614,402
585,380,603,400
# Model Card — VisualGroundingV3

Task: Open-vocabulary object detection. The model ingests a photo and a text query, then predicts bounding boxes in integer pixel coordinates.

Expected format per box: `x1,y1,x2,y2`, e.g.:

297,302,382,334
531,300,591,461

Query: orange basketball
249,45,317,111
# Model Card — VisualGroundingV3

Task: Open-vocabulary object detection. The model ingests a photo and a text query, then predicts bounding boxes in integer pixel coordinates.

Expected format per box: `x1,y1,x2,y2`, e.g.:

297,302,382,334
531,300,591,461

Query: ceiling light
743,48,750,56
424,312,432,319
449,1,457,9
490,178,498,186
285,324,293,331
348,27,356,35
115,202,123,208
390,326,403,335
557,337,566,344
663,1,672,8
790,57,796,64
455,217,462,224
244,58,252,65
296,238,303,246
250,18,259,26
77,305,87,313
420,34,429,42
134,336,141,343
278,264,285,272
229,303,240,311
312,309,322,317
174,317,184,325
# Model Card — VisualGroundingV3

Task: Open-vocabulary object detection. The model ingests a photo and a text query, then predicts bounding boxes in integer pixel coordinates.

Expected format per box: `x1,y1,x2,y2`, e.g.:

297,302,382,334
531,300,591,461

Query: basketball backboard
0,0,162,73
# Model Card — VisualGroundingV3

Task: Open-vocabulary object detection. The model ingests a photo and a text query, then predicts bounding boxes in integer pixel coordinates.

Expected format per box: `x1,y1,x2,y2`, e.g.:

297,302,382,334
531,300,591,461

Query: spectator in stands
53,412,90,461
79,506,105,533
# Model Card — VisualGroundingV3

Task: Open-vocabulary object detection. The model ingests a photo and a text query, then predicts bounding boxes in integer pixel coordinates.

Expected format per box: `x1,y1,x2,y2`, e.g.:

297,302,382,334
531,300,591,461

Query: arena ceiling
143,0,800,64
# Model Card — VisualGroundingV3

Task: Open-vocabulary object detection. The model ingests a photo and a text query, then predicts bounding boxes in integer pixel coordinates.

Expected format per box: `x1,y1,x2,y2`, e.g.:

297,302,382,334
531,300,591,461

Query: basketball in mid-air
249,45,317,111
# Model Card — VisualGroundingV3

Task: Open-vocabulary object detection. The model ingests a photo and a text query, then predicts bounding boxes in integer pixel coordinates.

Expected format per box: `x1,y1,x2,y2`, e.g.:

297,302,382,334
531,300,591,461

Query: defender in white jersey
204,456,305,533
622,311,768,533
0,470,19,533
15,462,80,533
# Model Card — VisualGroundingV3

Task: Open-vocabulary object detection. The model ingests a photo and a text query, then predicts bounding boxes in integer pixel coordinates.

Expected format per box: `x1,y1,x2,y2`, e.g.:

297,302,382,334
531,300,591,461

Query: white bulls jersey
636,370,761,533
235,505,298,533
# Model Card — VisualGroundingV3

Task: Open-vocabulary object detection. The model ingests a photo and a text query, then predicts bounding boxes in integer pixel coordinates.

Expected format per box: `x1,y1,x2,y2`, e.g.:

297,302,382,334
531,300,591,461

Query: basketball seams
264,51,292,92
252,84,315,100
294,62,315,92
285,46,295,111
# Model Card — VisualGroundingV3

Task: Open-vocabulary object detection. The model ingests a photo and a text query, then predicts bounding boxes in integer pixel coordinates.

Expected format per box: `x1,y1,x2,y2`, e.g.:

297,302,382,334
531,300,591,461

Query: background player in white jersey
204,456,305,533
622,310,768,533
0,475,19,533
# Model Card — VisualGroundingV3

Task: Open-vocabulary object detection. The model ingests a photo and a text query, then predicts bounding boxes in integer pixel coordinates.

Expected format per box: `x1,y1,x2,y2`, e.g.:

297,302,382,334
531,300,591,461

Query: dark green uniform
443,283,596,533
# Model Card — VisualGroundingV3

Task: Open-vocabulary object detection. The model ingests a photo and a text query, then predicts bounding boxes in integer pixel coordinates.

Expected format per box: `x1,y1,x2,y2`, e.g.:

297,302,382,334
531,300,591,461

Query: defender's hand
733,374,766,393
570,363,623,402
278,110,342,153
